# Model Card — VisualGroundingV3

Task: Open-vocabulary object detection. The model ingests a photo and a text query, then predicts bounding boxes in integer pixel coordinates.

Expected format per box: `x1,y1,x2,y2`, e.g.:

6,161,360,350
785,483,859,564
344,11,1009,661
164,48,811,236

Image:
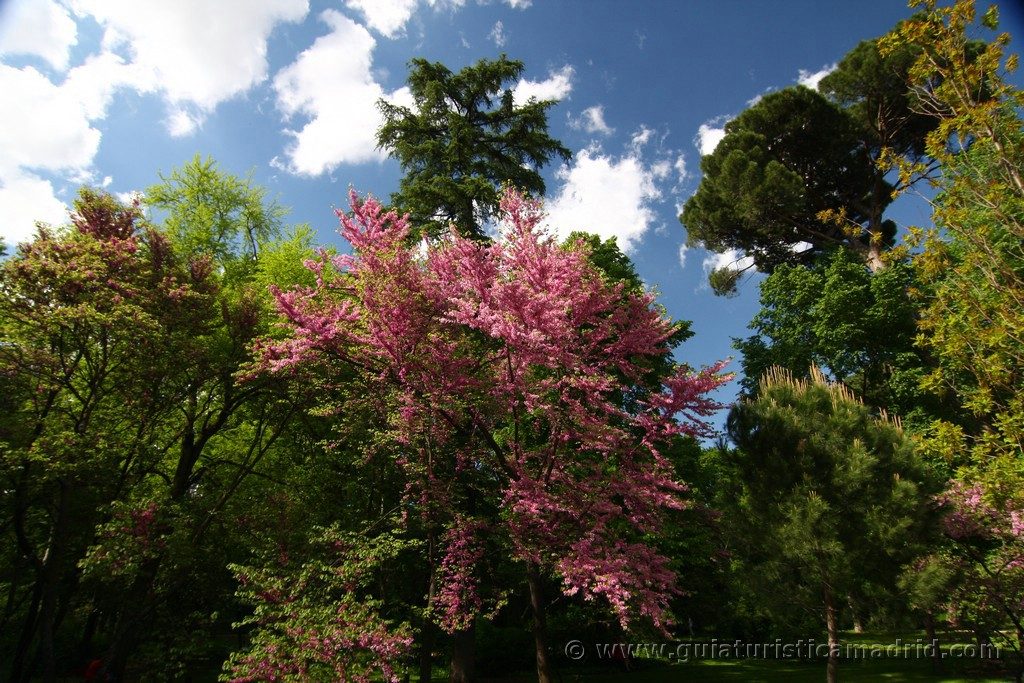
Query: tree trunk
924,610,941,672
34,481,73,683
419,621,437,683
420,549,438,683
824,584,839,683
449,621,476,683
527,562,554,683
10,581,42,682
847,596,863,634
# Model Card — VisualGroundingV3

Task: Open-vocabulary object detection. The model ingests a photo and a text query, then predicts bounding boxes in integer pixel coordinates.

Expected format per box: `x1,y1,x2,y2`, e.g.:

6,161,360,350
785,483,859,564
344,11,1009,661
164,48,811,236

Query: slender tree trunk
449,621,476,683
34,481,73,683
824,584,839,683
924,610,941,672
80,608,100,657
10,581,42,682
527,562,553,683
420,536,438,683
847,596,863,634
419,621,437,683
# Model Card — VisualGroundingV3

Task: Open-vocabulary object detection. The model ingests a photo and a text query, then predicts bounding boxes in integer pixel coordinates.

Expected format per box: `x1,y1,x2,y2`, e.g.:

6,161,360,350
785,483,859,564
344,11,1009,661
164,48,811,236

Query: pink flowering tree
223,528,415,683
938,481,1024,675
254,188,729,682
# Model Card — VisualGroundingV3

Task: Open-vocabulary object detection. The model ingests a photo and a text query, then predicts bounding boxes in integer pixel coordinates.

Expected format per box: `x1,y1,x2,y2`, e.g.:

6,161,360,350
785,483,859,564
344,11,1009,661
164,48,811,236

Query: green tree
377,56,571,240
881,0,1024,487
680,25,942,294
733,248,947,427
145,154,288,277
722,367,938,683
881,5,1024,670
0,190,217,681
90,160,306,678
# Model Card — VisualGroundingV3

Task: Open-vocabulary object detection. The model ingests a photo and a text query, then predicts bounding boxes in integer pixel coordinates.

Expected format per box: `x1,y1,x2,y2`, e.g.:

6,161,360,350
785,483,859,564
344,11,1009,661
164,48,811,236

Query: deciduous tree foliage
377,56,571,240
0,190,219,681
733,248,945,427
223,528,415,683
255,188,728,681
881,2,1024,668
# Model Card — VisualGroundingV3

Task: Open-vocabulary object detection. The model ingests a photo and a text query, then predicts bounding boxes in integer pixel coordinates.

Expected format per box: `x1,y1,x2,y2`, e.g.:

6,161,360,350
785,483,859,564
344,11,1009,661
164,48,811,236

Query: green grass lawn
475,659,1009,682
472,631,1016,683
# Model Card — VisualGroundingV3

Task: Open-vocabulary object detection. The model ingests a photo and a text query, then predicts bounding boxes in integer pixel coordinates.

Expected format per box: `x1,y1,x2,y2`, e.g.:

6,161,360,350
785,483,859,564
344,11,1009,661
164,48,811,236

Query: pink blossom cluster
256,188,731,633
434,517,487,632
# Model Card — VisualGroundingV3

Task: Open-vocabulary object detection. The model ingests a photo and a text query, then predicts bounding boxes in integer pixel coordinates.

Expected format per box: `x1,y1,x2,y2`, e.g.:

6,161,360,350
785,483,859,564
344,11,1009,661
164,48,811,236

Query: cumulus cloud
0,171,68,245
569,105,613,136
0,0,78,71
345,0,418,38
544,146,661,253
489,20,506,47
695,122,727,156
797,63,836,90
0,64,100,176
273,9,412,174
71,0,309,132
512,65,573,106
0,53,146,243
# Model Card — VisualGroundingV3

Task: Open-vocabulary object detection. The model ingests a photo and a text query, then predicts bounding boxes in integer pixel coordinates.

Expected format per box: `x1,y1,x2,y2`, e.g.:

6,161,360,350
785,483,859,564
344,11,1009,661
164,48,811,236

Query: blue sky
2,0,1022,432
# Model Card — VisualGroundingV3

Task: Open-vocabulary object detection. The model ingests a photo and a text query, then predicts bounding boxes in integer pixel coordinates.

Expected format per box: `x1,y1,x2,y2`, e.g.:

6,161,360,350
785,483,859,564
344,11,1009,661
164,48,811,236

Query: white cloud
273,10,411,174
746,87,774,107
513,65,573,106
673,154,687,181
0,46,149,243
0,64,100,177
62,50,152,119
71,0,308,132
115,190,143,205
504,0,531,7
569,105,613,136
345,0,418,38
702,248,755,274
651,160,672,179
0,170,68,246
695,122,726,156
544,146,661,253
166,107,201,137
489,20,506,47
630,126,653,151
797,63,836,90
0,0,78,71
678,243,688,269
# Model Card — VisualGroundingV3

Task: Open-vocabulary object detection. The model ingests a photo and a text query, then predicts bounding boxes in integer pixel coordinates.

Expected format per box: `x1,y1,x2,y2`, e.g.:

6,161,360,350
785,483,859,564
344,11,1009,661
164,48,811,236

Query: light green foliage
881,0,1024,491
377,56,571,239
223,528,416,682
734,248,941,427
145,155,287,281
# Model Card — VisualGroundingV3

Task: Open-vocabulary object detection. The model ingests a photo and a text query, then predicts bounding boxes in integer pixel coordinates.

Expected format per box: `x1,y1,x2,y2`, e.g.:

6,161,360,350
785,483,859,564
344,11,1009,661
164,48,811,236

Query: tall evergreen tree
680,24,945,294
377,56,571,240
723,367,938,683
